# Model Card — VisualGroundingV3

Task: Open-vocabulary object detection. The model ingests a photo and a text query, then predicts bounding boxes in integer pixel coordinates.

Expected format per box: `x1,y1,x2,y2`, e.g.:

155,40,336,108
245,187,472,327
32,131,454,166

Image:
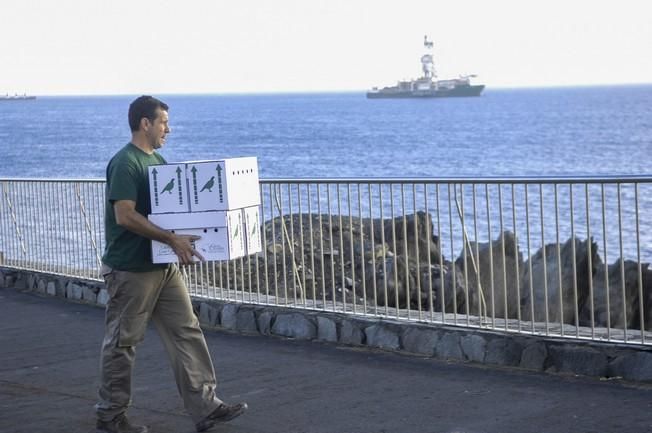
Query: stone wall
2,267,651,383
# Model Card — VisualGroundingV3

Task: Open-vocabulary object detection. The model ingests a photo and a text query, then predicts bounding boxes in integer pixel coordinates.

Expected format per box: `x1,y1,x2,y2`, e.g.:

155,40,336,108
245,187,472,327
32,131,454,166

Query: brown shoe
96,414,149,433
195,402,248,432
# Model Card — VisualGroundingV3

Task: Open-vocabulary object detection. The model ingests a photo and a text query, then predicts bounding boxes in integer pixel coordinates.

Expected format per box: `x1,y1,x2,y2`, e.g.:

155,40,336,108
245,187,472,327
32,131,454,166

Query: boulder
340,319,364,345
401,327,439,355
582,259,648,329
429,261,468,314
257,310,275,335
272,313,316,340
317,316,338,342
221,304,239,330
460,334,487,362
365,325,399,351
521,237,599,325
372,211,442,265
455,231,524,319
236,308,258,333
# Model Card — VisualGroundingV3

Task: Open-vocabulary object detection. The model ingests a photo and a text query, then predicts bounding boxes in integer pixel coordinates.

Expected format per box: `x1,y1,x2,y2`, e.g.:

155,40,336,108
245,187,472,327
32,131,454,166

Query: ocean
1,86,651,265
1,85,651,179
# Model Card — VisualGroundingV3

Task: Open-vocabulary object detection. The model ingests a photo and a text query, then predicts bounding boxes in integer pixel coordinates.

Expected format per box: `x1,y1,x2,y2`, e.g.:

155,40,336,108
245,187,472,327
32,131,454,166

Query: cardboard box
242,205,262,255
148,211,245,263
186,157,260,212
148,163,191,214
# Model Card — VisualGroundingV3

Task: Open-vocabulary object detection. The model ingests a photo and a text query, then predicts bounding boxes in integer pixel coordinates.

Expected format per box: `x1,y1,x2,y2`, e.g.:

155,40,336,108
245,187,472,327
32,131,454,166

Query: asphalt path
1,287,651,433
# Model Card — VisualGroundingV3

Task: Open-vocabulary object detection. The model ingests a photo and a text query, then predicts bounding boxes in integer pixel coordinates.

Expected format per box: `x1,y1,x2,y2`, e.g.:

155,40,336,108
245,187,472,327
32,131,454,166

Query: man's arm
113,199,205,264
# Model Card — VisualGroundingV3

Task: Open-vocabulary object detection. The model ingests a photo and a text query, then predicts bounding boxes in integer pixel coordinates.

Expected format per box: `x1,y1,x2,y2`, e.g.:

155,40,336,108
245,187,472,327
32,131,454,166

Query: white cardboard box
242,205,262,255
148,211,245,263
148,163,191,214
186,157,260,212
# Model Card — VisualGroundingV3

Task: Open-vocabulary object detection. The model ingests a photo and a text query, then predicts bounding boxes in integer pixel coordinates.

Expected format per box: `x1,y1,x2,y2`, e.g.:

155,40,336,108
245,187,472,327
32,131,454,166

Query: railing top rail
1,175,652,184
0,178,106,183
259,175,652,185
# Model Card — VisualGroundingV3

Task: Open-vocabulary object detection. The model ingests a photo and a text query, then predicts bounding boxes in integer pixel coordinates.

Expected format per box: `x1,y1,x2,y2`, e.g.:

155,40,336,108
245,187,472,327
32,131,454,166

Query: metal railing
1,176,651,345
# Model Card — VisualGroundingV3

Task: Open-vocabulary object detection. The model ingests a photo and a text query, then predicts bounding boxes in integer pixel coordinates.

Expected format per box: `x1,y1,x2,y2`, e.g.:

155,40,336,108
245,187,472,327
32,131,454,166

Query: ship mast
421,35,437,82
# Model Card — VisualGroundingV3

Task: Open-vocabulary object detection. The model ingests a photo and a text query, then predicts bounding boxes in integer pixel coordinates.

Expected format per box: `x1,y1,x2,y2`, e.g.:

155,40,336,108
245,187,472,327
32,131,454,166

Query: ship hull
0,96,36,101
367,84,485,99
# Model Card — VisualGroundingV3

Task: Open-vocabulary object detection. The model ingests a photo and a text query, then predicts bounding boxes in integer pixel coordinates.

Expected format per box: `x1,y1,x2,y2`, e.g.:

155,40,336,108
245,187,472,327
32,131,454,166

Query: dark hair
128,95,169,132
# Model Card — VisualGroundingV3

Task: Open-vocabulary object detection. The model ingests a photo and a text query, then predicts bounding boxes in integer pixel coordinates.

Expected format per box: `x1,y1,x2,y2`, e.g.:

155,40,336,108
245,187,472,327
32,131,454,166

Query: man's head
128,95,170,151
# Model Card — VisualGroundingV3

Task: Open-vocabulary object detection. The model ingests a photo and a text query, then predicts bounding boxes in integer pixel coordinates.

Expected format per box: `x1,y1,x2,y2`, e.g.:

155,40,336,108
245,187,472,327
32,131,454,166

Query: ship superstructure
0,93,36,101
367,36,484,99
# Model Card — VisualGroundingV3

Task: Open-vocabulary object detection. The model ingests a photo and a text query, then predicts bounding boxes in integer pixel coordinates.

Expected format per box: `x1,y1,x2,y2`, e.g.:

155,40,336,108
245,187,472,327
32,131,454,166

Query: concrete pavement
1,287,651,433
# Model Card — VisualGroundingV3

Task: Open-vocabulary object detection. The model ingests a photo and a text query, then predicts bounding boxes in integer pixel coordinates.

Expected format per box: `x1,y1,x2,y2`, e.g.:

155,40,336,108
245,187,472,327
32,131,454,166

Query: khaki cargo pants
95,264,222,423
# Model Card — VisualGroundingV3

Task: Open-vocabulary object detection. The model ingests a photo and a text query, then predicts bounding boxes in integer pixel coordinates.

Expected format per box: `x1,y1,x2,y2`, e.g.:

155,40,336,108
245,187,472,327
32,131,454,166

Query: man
96,95,247,433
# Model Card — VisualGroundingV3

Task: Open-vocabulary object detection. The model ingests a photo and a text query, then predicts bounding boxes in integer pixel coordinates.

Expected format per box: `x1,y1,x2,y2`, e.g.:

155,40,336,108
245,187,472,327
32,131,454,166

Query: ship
0,93,36,101
366,36,484,99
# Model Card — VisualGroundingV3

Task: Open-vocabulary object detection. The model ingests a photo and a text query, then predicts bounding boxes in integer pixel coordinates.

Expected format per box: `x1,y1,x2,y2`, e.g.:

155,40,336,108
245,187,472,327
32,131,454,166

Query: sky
1,0,651,95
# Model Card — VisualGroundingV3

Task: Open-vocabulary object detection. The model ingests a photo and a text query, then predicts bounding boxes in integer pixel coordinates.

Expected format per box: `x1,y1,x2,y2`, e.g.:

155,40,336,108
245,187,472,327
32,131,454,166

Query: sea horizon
6,81,652,99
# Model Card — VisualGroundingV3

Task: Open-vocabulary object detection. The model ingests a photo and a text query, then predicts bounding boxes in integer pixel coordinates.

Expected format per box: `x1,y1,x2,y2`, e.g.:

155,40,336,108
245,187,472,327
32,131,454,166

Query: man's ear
140,117,150,132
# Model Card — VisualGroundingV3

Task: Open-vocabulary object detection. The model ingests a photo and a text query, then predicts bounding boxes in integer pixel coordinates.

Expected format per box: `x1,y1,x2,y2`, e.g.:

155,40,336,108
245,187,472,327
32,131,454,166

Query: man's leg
96,267,165,422
151,265,223,423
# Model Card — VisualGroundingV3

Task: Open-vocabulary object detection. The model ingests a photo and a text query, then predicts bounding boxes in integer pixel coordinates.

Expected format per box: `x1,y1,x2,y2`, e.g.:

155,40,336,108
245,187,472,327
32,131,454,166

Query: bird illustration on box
161,178,175,194
200,176,215,193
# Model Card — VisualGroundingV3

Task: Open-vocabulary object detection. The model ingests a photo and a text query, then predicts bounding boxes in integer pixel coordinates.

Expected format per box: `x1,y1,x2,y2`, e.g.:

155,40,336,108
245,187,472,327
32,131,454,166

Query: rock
430,262,468,314
221,304,239,330
485,338,522,366
267,244,284,255
582,259,645,329
548,345,608,377
14,274,27,290
272,313,316,340
520,342,548,371
460,334,487,362
608,352,652,382
366,243,390,261
340,320,364,345
372,211,442,265
199,303,220,327
317,316,338,342
435,333,463,360
47,281,57,296
645,267,652,332
365,325,399,351
55,279,66,297
521,237,599,325
455,231,523,319
583,259,652,331
66,282,83,300
97,289,110,306
82,286,97,303
236,308,258,333
365,254,435,310
257,311,275,335
401,327,439,355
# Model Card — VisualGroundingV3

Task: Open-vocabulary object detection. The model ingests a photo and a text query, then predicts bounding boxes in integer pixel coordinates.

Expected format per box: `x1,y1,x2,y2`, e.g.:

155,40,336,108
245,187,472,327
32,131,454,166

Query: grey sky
2,0,651,95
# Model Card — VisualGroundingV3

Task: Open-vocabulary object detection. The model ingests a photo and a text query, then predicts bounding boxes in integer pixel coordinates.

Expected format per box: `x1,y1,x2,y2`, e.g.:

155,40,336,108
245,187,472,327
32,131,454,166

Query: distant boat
367,35,485,99
0,93,36,101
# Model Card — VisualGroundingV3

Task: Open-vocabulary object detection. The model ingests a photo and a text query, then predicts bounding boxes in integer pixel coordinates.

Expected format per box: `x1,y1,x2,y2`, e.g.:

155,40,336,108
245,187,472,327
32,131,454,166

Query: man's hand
112,200,206,265
169,234,205,265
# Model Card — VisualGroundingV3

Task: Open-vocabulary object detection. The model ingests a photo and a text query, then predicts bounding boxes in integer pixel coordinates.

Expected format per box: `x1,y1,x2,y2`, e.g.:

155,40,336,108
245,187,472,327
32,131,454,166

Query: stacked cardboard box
147,157,262,263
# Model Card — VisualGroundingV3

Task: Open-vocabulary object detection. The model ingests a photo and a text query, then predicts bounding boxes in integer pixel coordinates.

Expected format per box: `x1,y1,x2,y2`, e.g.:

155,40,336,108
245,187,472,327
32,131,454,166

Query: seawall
2,267,651,384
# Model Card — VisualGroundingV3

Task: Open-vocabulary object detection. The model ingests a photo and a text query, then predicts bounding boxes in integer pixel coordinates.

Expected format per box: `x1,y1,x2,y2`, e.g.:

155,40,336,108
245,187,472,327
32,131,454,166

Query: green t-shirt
102,143,167,272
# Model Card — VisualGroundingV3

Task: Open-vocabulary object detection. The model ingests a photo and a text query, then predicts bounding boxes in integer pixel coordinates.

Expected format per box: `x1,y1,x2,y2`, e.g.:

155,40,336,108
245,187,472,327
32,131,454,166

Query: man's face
145,108,170,150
